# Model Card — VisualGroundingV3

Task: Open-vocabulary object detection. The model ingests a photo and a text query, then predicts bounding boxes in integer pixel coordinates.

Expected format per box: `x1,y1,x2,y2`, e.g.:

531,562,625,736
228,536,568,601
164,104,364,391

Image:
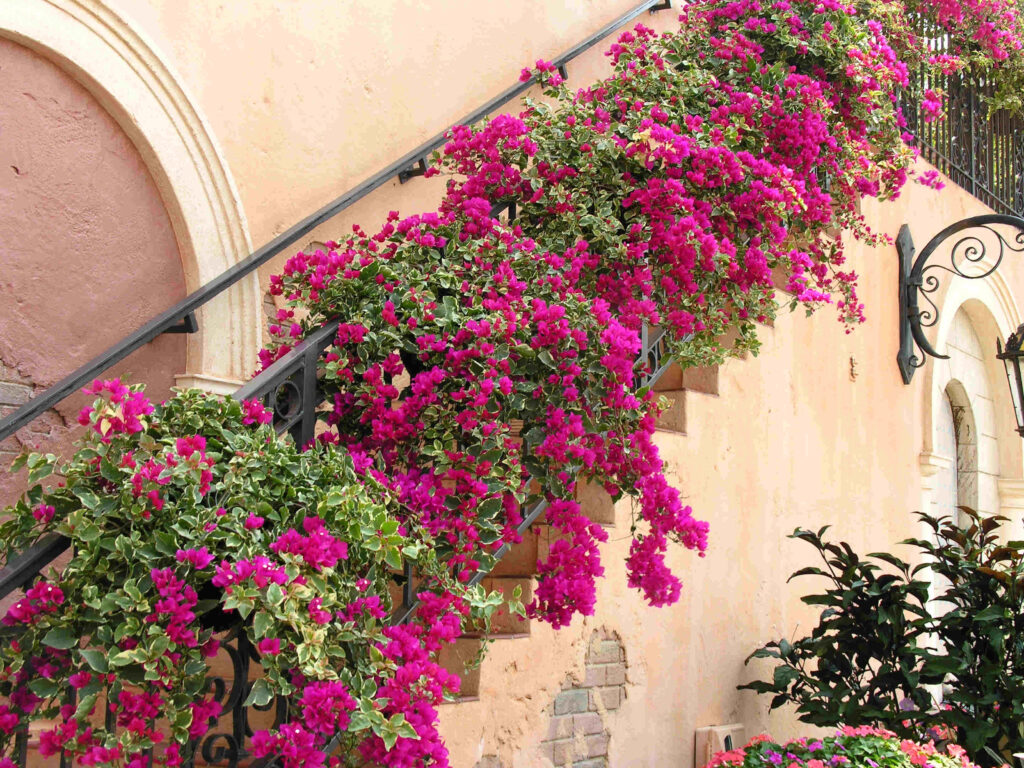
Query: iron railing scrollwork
897,214,1024,383
0,209,680,768
901,19,1024,217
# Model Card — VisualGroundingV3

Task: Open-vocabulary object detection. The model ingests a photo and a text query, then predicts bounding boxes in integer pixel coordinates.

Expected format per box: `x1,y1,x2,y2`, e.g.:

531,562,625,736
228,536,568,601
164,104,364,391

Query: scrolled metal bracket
898,213,1024,384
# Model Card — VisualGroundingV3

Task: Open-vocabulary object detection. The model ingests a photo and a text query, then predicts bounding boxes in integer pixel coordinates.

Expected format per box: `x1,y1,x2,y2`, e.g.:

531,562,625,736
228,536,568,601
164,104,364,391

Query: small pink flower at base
251,724,325,768
202,637,221,658
308,597,332,625
257,638,282,656
175,547,214,570
297,680,357,736
68,671,92,689
188,698,222,739
242,398,273,426
0,705,20,734
916,169,946,190
32,503,55,524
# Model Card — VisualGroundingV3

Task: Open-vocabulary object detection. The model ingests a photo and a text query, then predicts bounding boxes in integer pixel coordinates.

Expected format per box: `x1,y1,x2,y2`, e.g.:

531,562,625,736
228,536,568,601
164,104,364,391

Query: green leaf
74,488,101,510
29,678,60,698
80,649,109,673
42,627,78,650
266,583,285,607
244,678,274,707
253,611,273,639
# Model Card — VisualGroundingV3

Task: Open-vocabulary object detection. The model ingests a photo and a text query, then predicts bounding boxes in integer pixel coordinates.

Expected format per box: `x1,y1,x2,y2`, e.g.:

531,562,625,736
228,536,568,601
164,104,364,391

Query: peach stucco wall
0,36,186,504
432,171,1024,768
6,1,1024,767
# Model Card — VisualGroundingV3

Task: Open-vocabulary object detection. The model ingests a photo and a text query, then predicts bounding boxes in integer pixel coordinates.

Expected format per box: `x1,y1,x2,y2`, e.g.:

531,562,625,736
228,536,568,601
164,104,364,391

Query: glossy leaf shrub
743,509,1024,763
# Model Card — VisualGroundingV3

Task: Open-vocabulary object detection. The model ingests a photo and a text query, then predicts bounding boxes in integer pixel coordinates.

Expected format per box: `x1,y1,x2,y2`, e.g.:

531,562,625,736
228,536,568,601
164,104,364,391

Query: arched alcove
0,0,261,390
919,265,1024,538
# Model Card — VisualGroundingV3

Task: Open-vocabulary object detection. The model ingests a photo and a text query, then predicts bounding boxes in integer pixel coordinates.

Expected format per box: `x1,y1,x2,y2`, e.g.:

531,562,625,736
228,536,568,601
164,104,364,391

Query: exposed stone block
583,665,605,687
573,760,607,768
604,663,626,685
589,640,621,665
589,686,621,712
547,714,574,740
0,382,32,407
573,712,603,735
586,733,609,758
554,688,590,715
548,738,577,765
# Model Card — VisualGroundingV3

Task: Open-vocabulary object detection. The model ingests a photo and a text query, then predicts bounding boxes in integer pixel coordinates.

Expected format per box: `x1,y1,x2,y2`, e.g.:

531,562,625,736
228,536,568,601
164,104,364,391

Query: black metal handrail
0,0,671,446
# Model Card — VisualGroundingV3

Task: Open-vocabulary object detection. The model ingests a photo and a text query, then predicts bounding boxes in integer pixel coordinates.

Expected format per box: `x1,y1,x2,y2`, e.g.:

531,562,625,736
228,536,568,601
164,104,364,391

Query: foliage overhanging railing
0,4,675,765
0,240,675,768
903,21,1024,215
0,0,671,447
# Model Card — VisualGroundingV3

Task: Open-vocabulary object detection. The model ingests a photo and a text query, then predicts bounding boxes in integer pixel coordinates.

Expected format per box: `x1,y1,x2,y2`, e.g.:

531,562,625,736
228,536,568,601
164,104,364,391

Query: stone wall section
0,358,65,471
471,628,627,768
541,629,628,768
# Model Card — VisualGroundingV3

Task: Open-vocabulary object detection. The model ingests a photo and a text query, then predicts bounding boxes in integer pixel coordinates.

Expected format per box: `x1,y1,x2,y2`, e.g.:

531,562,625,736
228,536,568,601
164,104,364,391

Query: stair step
490,526,541,577
654,389,686,434
652,362,719,396
438,636,484,700
473,576,532,637
576,480,615,526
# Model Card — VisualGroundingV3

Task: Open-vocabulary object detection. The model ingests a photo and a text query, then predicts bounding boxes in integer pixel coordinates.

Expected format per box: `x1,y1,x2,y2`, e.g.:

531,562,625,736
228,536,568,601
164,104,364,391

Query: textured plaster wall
104,0,656,253
0,36,186,505
7,2,1024,767
433,171,1024,768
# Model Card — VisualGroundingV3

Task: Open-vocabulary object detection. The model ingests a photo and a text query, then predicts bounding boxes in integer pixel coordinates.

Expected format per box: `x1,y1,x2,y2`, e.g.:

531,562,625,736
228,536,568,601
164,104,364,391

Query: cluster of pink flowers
6,2,1024,767
1,582,64,627
270,516,349,570
77,378,154,441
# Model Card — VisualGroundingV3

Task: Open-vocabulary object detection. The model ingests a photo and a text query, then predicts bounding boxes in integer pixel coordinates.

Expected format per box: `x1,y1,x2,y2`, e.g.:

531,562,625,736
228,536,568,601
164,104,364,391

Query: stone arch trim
0,0,260,390
919,262,1024,535
920,263,1022,469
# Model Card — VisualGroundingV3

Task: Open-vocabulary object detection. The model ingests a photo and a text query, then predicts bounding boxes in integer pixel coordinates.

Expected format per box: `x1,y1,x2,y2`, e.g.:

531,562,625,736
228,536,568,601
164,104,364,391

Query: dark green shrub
742,508,1024,763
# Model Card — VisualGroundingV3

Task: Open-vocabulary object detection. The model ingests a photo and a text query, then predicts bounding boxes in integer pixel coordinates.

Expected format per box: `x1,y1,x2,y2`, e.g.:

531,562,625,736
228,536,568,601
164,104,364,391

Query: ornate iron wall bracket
898,213,1024,384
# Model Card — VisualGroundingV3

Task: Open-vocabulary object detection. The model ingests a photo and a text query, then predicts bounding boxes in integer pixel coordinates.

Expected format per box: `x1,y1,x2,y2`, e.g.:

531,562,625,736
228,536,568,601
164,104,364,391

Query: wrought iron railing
0,3,678,765
0,309,676,768
902,24,1024,215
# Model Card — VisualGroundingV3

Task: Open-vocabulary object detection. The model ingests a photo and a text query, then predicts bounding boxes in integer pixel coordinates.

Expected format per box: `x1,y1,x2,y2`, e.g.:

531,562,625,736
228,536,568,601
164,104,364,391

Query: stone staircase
431,353,728,767
433,300,795,766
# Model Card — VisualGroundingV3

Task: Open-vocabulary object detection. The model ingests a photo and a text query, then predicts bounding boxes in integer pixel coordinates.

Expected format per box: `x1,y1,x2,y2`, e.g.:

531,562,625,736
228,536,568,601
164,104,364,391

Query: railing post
969,79,978,198
13,724,27,768
298,345,319,448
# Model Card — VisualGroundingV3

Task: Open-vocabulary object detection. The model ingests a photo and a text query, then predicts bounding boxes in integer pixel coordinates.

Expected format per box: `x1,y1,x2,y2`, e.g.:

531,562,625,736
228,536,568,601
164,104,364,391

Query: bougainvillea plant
266,0,1024,631
0,383,506,767
3,0,1024,766
709,728,983,768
